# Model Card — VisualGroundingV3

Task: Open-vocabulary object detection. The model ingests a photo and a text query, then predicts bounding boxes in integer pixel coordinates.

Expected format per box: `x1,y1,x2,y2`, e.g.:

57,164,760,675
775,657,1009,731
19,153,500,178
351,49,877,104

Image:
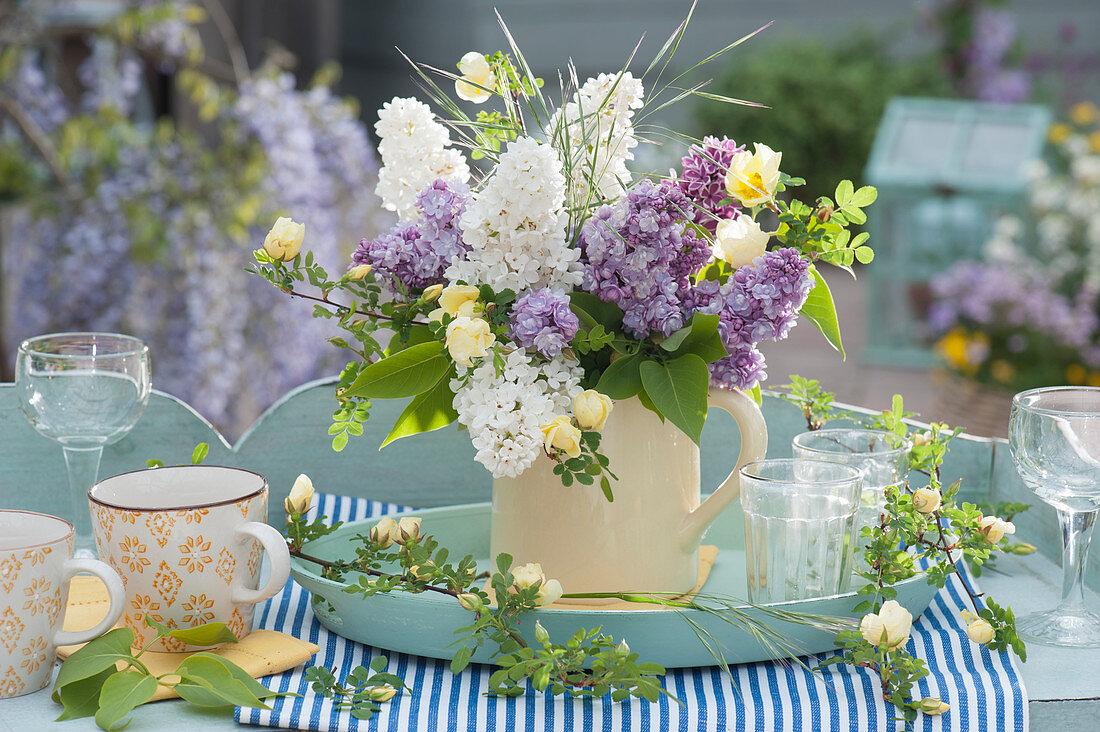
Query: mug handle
231,522,291,604
678,387,768,550
53,559,125,647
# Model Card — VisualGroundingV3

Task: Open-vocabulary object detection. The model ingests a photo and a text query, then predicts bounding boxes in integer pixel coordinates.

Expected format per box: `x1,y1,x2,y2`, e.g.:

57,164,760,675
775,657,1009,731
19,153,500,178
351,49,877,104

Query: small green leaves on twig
146,442,210,468
304,657,407,721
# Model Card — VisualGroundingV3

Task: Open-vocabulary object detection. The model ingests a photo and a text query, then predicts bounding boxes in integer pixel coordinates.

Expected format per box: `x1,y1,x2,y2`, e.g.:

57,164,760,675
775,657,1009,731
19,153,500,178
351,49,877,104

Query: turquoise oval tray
291,502,938,668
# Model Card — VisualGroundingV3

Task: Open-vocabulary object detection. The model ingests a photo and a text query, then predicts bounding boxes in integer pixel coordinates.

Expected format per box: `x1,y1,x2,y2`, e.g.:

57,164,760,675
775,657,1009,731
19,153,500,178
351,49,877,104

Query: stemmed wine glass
1009,386,1100,646
15,333,151,558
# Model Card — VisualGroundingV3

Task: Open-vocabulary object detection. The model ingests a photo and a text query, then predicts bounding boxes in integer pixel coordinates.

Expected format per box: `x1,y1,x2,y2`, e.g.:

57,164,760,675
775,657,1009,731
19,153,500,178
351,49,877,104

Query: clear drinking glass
791,429,911,554
740,458,863,603
15,333,151,558
1009,386,1100,647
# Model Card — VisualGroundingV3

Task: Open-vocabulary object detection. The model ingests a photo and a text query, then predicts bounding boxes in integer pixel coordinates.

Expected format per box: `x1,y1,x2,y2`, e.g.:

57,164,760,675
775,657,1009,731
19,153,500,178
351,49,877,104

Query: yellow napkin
58,575,319,701
484,545,719,610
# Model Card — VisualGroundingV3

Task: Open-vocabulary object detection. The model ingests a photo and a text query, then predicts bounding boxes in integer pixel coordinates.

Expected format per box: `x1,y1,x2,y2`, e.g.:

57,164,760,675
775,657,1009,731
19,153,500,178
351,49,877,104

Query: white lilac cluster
374,97,470,221
446,136,582,293
451,349,583,478
550,72,644,206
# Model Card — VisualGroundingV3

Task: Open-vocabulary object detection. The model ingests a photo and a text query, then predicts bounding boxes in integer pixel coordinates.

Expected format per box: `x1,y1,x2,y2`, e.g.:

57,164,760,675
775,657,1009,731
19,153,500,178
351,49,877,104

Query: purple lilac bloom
352,179,469,291
709,347,767,391
579,179,710,338
967,9,1031,103
675,136,745,233
509,288,580,358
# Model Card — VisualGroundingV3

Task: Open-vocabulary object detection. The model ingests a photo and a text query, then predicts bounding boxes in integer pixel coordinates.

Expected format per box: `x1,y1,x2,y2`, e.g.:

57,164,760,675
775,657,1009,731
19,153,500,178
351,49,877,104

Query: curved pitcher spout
678,388,768,552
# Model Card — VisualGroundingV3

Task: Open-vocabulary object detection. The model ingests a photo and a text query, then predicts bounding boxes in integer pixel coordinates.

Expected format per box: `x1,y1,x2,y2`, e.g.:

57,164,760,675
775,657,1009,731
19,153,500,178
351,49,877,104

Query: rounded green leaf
343,342,449,399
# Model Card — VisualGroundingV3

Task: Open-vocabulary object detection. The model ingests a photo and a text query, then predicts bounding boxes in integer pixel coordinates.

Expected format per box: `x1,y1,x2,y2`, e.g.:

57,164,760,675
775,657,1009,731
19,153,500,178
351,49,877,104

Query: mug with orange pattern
0,510,125,698
89,465,291,652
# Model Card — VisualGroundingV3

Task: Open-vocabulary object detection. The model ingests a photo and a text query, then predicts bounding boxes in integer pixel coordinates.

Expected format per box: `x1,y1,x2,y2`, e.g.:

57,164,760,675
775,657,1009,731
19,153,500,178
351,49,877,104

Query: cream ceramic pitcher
491,388,767,599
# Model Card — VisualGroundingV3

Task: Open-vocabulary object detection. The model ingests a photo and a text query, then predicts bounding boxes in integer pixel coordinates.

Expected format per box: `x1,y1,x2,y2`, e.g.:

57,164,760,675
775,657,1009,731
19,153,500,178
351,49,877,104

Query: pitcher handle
678,388,768,550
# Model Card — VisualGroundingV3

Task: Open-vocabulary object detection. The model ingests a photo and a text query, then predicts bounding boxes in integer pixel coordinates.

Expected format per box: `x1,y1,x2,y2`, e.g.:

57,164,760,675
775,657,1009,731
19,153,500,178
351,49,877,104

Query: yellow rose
859,600,912,650
962,610,995,644
445,316,495,366
431,285,482,321
284,474,314,515
346,264,372,281
455,52,495,104
725,143,782,207
911,487,942,514
573,390,613,430
263,216,305,261
978,515,1015,544
919,698,950,716
713,216,770,268
540,415,582,458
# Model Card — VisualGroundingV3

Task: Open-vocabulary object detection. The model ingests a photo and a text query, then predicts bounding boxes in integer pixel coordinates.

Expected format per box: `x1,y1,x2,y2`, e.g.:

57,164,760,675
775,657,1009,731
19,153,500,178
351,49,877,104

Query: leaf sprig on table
304,657,407,720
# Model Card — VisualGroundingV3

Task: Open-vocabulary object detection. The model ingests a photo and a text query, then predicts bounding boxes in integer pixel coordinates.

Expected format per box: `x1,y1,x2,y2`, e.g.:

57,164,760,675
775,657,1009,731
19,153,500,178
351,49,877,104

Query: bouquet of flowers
929,103,1100,391
252,13,877,485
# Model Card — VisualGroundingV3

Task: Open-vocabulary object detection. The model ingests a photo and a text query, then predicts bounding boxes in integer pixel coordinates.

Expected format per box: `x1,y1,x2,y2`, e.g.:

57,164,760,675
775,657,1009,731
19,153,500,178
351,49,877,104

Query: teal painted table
0,379,1096,730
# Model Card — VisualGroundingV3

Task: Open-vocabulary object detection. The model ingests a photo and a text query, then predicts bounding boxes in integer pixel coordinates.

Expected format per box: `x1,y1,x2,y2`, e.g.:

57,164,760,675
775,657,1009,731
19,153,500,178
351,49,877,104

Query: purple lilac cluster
508,288,580,358
967,9,1031,103
352,179,469,292
579,179,710,338
675,136,745,233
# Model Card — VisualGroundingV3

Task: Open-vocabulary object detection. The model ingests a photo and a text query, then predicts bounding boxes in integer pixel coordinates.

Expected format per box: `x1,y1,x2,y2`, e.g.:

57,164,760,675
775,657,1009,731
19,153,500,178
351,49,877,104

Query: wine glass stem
1056,507,1098,613
63,446,103,558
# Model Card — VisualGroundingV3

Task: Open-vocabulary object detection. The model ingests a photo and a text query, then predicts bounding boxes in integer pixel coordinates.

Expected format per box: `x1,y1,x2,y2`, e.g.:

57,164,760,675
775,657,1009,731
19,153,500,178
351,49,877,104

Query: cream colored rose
445,316,495,366
713,216,770,268
430,285,482,321
919,697,950,716
455,52,495,103
540,415,582,458
979,515,1016,543
537,578,563,606
284,474,314,515
512,562,547,590
911,487,942,514
422,283,444,302
458,593,483,612
573,390,613,431
367,685,397,702
859,600,912,649
263,216,305,261
369,516,397,548
346,264,372,281
725,143,782,207
395,516,422,544
962,610,995,644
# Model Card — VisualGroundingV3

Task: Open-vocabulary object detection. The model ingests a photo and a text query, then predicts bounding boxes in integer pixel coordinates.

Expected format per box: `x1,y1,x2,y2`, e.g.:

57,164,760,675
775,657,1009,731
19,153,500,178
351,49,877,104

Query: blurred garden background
2,0,1098,438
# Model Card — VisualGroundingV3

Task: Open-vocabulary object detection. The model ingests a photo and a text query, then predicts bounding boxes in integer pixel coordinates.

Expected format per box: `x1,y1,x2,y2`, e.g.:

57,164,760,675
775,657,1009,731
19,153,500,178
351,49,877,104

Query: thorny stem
289,548,489,599
283,287,429,326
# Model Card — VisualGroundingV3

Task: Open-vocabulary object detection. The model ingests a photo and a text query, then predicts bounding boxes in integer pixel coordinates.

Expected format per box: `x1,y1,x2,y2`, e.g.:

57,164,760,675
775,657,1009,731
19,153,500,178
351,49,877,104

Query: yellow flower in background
989,359,1015,385
263,216,305,261
724,143,782,207
455,52,495,104
540,415,582,458
1048,123,1071,144
1067,364,1087,384
1090,131,1100,154
1069,102,1098,126
1089,372,1100,388
936,328,988,374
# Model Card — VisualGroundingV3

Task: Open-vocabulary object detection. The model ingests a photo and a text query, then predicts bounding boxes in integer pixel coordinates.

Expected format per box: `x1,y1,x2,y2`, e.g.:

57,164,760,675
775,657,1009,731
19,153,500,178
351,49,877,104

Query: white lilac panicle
451,349,582,478
551,72,645,206
374,97,470,221
447,136,582,294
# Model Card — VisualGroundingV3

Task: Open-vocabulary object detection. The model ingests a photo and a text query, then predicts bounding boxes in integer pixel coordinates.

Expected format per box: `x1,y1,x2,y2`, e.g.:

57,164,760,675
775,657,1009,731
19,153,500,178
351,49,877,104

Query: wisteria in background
925,0,1031,104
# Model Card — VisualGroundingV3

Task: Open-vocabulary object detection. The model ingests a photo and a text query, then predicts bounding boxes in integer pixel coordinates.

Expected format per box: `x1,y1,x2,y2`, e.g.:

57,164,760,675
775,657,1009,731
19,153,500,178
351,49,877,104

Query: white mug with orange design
89,465,291,652
0,510,124,698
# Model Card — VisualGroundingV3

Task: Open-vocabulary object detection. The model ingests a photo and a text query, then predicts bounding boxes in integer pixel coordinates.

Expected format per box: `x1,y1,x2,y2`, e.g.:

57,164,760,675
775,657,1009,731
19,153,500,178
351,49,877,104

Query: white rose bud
536,578,563,606
284,474,314,515
458,593,483,612
962,611,995,644
724,143,782,207
540,415,582,458
978,515,1016,544
445,316,496,367
713,216,770,269
919,697,949,716
859,600,913,650
366,685,397,702
911,487,942,514
573,390,613,431
263,216,305,261
455,51,495,103
394,516,422,544
369,516,397,548
346,264,372,281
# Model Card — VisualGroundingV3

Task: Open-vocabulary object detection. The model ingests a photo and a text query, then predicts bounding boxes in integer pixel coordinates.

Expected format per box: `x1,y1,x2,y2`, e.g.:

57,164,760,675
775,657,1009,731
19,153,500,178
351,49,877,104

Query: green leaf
659,323,693,352
380,373,458,448
849,185,877,207
637,386,664,421
600,476,614,502
748,383,762,404
451,645,472,674
639,354,710,445
596,354,642,400
55,667,115,721
94,671,157,731
799,266,845,359
190,442,209,465
569,292,624,332
669,313,727,363
174,654,273,710
344,342,449,399
834,179,854,206
383,324,435,356
54,628,135,693
854,246,874,264
164,622,238,647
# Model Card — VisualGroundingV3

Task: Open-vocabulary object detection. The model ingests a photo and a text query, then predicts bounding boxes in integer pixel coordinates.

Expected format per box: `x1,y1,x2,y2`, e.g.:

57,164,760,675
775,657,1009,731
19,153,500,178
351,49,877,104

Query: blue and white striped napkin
235,494,1028,732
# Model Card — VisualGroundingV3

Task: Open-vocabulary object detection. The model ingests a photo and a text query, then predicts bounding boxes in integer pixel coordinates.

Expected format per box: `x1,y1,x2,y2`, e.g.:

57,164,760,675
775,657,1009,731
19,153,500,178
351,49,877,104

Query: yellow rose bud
346,264,372,281
394,516,422,544
458,593,483,612
263,216,305,261
445,316,496,366
859,600,913,650
724,143,782,207
713,216,770,268
422,283,444,302
284,474,314,515
919,697,950,716
965,616,995,645
369,516,397,548
455,51,495,103
366,685,397,702
911,487,942,514
978,515,1015,544
573,390,614,431
540,415,582,458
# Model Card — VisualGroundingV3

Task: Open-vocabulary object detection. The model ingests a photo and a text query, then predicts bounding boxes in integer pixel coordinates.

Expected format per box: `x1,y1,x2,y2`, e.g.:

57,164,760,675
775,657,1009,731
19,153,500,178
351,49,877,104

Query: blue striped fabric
234,494,1028,732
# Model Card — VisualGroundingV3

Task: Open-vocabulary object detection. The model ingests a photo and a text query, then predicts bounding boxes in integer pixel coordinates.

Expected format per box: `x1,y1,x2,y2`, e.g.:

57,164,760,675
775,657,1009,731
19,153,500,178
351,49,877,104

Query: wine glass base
1017,608,1100,648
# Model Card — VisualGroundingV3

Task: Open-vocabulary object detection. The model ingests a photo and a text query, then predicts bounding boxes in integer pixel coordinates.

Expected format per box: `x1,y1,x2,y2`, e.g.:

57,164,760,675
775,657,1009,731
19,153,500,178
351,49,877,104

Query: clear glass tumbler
740,458,863,603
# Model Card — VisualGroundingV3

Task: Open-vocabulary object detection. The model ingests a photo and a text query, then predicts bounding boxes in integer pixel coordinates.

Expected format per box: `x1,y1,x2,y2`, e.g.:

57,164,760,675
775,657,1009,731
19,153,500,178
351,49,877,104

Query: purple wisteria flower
352,179,469,291
578,179,710,338
509,288,580,358
675,136,745,233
